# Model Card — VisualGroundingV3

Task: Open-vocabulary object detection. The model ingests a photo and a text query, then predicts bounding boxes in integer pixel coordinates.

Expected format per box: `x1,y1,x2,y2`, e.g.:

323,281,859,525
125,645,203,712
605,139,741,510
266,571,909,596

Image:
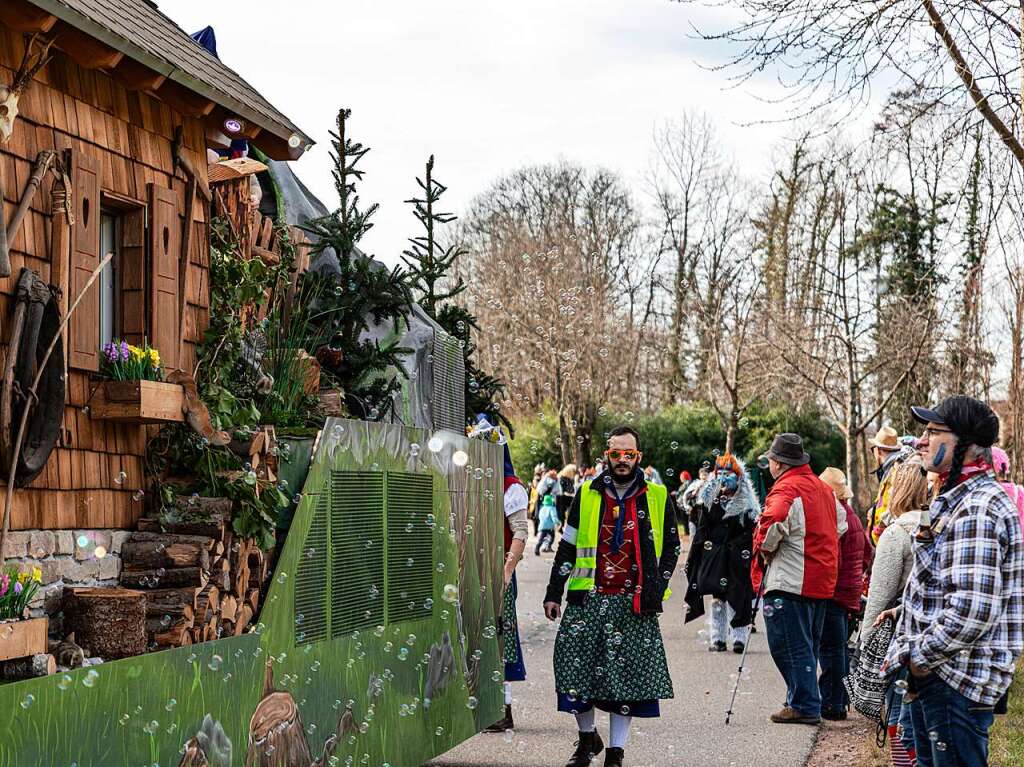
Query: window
69,151,180,373
98,213,119,348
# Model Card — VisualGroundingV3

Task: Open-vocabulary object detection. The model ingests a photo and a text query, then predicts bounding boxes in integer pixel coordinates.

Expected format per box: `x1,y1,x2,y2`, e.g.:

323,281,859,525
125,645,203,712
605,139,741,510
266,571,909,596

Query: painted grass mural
0,419,505,766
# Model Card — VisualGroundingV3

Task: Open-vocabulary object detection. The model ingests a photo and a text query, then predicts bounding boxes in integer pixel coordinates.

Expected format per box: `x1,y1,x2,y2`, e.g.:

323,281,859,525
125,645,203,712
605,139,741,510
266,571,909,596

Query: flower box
90,380,185,424
0,616,47,662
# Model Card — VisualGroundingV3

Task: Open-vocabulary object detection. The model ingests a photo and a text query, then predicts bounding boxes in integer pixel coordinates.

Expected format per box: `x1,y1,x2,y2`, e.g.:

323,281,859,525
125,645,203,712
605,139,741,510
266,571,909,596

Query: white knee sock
609,712,632,748
574,708,596,732
504,682,512,705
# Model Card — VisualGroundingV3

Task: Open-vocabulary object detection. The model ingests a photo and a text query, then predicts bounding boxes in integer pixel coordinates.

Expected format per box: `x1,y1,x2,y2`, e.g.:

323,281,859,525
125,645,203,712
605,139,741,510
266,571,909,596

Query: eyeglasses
605,449,640,461
922,427,952,438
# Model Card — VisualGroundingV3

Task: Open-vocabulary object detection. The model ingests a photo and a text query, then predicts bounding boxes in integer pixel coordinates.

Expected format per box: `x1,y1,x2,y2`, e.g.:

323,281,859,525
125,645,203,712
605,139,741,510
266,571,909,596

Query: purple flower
13,582,22,595
119,340,130,361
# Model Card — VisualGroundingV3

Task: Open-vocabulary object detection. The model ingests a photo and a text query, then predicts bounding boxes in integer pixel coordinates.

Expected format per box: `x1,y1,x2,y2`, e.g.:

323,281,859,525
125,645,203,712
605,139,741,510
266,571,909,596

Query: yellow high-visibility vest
567,480,671,599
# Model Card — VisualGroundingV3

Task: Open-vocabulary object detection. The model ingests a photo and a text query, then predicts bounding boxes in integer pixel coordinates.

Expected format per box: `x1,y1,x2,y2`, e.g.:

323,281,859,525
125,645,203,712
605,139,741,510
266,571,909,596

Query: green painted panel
294,490,328,646
0,419,504,766
386,473,435,624
329,471,385,638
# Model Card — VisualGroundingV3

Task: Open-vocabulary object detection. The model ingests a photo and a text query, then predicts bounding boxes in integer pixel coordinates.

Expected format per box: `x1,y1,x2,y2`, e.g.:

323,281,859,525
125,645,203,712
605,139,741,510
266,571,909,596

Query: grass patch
991,667,1024,767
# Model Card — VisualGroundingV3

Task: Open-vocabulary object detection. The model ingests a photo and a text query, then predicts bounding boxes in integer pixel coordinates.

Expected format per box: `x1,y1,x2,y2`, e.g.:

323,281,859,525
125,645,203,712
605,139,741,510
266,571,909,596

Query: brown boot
484,704,514,733
770,706,820,725
565,730,604,767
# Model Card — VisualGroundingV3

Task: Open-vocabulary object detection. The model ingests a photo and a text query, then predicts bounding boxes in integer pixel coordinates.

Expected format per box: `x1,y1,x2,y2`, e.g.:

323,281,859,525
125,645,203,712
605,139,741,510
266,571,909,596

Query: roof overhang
8,0,312,160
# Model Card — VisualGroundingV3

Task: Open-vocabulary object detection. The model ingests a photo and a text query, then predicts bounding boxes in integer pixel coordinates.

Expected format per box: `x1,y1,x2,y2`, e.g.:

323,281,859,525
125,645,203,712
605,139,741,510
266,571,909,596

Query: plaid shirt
886,472,1024,705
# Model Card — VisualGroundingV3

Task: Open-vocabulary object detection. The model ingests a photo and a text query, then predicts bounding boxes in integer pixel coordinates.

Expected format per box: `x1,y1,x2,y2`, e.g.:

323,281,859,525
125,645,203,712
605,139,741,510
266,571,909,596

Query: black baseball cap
910,405,944,425
910,396,999,447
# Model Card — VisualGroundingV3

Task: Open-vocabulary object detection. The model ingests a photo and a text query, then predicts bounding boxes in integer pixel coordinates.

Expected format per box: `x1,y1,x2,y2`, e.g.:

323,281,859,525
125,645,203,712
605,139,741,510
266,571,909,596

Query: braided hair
940,438,973,495
934,395,1000,495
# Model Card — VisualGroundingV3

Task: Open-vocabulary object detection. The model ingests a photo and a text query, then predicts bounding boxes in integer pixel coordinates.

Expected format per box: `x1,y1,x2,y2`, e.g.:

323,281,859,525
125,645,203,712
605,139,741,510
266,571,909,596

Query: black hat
760,433,810,467
910,396,999,448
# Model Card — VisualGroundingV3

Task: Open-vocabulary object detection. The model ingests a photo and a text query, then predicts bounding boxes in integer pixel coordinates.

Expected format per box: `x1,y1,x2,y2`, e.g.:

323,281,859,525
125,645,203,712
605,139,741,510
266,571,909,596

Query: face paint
931,442,947,469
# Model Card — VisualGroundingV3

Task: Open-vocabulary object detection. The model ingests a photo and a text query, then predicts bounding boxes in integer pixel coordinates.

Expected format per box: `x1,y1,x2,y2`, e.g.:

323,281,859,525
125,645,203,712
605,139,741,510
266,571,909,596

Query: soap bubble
443,584,459,603
452,450,469,467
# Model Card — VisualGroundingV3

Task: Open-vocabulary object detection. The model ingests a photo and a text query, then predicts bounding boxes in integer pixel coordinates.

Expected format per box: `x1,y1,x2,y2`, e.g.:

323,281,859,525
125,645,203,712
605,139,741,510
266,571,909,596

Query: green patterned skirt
554,593,673,704
500,574,526,681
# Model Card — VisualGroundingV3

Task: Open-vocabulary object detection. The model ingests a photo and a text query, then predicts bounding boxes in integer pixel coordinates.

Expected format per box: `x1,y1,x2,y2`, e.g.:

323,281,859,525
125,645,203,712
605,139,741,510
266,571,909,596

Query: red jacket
752,464,845,600
833,500,869,612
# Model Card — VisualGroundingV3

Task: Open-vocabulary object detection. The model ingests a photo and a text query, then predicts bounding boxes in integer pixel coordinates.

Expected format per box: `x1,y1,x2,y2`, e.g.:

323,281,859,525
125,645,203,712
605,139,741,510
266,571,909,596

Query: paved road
426,538,818,767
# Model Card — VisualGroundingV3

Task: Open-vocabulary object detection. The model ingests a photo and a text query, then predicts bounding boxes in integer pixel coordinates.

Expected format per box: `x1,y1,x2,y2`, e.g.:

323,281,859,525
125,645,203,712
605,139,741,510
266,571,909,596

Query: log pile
120,498,271,649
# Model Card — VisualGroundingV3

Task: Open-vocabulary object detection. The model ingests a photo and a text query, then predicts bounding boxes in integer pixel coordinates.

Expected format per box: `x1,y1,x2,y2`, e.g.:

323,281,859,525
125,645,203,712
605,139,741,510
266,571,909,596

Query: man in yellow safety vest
544,425,680,767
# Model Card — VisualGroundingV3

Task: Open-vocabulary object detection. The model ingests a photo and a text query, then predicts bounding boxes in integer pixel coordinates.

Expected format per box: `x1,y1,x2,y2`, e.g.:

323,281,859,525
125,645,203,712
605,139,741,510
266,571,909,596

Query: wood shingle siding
0,28,211,530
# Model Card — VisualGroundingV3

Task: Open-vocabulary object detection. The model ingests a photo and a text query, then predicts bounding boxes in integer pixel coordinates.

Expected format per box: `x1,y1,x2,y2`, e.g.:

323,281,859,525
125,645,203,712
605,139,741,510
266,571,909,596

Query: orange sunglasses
605,449,640,461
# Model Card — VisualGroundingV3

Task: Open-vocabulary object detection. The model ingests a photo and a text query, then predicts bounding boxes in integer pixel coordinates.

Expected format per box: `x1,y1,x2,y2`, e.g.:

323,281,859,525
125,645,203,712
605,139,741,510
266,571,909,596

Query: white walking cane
725,559,771,725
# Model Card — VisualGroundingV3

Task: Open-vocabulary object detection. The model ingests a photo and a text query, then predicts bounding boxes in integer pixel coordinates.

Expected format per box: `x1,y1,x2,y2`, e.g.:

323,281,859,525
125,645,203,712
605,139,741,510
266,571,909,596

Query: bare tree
1004,250,1024,483
685,1,1024,168
649,112,727,402
456,162,659,465
758,141,939,501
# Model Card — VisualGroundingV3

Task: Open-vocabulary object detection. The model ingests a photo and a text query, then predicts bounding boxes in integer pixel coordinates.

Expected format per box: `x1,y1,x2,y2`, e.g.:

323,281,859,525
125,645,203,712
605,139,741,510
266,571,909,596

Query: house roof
28,0,312,156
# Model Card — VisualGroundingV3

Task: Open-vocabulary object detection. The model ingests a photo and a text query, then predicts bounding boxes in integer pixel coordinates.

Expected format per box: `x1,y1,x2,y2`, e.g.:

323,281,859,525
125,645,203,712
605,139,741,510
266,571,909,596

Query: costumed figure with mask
469,415,529,733
683,453,759,653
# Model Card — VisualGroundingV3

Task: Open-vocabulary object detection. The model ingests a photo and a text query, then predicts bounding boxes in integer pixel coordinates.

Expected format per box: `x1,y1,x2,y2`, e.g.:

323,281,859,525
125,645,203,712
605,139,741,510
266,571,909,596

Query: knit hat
541,494,556,506
910,396,999,448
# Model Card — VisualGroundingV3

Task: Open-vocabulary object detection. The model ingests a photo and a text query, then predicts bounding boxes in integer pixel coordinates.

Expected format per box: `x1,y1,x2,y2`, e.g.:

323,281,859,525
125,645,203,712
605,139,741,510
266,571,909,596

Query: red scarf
939,458,992,490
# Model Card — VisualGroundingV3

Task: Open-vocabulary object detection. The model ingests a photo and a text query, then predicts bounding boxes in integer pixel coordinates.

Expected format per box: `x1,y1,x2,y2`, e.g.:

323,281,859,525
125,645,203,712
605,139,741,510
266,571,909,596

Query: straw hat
819,467,853,500
869,426,901,452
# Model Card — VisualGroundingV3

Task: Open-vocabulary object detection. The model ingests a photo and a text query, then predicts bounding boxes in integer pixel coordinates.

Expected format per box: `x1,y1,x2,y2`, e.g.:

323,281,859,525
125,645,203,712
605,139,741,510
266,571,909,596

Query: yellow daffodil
17,570,29,584
129,345,145,361
32,567,42,583
147,348,161,367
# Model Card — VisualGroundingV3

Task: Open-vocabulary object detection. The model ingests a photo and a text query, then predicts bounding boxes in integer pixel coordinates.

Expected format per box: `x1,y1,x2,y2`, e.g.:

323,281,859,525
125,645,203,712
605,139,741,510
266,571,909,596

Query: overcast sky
165,0,804,265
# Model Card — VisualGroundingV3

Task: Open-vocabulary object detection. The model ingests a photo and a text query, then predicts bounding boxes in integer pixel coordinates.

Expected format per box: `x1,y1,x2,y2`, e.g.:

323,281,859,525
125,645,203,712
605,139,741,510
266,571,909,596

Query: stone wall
2,529,130,627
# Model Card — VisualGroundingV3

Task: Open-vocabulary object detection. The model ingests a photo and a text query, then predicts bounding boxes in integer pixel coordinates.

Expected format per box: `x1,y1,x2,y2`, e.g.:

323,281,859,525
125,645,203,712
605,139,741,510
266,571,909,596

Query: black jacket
544,471,680,614
683,496,755,628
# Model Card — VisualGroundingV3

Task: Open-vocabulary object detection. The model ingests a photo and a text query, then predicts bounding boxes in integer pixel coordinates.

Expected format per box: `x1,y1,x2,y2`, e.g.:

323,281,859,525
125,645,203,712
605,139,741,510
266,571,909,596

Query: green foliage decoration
401,155,507,429
301,108,413,419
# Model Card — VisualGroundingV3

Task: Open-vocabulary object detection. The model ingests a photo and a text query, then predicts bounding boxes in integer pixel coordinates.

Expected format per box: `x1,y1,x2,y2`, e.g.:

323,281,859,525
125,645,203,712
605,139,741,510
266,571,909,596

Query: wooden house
0,0,309,610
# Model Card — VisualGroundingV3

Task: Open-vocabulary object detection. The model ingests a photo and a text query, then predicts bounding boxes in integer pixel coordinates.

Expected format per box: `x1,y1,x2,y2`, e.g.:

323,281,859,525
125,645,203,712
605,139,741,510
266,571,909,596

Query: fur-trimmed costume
683,456,759,631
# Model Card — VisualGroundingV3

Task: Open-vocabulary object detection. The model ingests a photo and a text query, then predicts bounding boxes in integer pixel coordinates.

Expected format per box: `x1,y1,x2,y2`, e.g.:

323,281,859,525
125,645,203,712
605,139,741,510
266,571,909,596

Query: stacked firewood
117,499,270,649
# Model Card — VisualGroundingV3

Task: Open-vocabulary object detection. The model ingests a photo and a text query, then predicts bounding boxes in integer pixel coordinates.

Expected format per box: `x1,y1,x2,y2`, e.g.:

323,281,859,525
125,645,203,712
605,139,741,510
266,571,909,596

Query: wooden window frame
100,192,148,349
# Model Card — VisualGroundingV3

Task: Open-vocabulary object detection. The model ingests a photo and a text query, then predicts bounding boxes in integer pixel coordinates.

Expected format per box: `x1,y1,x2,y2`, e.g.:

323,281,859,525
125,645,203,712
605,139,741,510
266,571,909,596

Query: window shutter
69,152,101,371
147,184,180,370
119,207,147,347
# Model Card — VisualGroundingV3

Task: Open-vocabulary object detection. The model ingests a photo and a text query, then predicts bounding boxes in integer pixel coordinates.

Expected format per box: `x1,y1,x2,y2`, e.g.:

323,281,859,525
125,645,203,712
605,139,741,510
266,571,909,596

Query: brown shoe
484,704,514,732
770,706,820,725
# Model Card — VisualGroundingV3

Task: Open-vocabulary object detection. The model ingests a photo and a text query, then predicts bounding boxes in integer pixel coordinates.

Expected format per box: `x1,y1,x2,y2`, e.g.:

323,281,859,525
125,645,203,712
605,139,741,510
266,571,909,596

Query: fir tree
402,156,508,429
302,108,412,419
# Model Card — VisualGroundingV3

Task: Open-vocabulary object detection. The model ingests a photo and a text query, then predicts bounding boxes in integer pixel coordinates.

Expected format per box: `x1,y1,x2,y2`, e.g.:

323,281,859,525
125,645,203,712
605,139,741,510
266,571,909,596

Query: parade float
0,2,505,764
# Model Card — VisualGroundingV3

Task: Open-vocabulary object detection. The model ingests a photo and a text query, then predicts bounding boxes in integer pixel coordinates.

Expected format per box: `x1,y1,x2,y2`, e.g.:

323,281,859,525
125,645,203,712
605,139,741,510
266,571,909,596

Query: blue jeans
764,594,826,718
908,673,994,767
886,672,917,755
817,601,849,713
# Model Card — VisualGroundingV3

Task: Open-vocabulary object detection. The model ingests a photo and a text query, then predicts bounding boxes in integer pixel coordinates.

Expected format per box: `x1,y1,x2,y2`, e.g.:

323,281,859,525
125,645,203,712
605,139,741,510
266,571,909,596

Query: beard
612,462,635,478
